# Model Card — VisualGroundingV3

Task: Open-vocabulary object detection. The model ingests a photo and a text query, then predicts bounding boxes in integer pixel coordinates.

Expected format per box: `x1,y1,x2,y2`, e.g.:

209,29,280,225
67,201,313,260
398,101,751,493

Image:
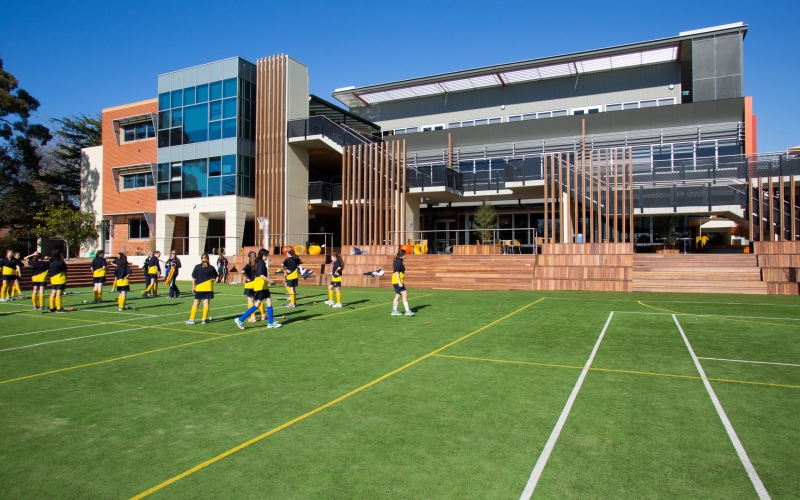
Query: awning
110,163,157,193
112,113,158,145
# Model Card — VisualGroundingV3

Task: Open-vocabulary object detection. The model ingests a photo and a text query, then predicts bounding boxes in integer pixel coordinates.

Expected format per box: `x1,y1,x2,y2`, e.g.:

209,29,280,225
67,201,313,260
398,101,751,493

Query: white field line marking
519,311,614,500
617,311,800,322
545,297,800,307
673,315,771,500
0,327,149,352
698,357,800,368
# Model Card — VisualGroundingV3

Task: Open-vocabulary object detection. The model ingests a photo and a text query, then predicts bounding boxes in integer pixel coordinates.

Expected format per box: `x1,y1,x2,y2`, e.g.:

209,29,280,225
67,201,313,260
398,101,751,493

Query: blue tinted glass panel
124,125,135,142
184,86,196,105
135,174,146,188
221,155,236,175
171,89,182,108
196,84,208,103
183,104,208,144
157,163,170,182
209,81,222,100
135,122,146,139
182,159,208,198
157,182,169,200
159,93,170,111
171,108,183,127
207,177,220,197
123,176,134,189
170,181,182,199
146,122,155,137
209,121,222,140
222,119,236,139
158,129,169,148
223,78,237,98
170,128,183,146
209,100,222,121
223,98,237,119
221,176,236,196
171,163,182,179
209,157,221,176
158,111,170,129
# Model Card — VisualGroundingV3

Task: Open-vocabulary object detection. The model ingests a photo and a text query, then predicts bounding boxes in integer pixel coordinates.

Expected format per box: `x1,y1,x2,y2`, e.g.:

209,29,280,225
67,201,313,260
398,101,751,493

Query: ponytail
395,248,406,259
333,253,344,270
117,253,128,268
248,251,257,268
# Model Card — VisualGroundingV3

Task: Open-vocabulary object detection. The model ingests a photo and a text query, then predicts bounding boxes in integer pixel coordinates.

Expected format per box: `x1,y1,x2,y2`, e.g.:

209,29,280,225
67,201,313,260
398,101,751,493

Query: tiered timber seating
632,254,767,294
754,241,800,295
16,259,146,290
534,243,633,292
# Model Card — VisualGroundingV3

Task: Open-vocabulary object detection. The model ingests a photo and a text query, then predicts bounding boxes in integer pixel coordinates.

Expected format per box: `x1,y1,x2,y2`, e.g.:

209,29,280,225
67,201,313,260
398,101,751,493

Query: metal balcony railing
308,181,342,203
288,116,379,148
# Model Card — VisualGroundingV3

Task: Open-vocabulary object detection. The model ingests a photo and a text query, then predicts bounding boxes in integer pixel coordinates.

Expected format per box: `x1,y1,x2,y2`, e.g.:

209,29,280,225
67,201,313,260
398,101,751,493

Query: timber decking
632,254,768,294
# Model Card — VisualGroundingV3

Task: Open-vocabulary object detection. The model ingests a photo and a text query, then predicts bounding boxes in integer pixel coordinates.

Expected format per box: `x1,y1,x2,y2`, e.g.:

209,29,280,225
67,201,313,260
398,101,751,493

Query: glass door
434,219,456,253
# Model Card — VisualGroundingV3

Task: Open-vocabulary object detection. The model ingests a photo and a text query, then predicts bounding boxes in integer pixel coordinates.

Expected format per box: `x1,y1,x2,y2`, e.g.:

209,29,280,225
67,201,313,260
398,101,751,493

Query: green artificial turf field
1,283,799,499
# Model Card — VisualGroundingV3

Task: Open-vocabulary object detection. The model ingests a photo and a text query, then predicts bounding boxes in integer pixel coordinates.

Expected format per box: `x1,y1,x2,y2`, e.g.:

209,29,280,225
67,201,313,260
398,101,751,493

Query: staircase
632,254,767,294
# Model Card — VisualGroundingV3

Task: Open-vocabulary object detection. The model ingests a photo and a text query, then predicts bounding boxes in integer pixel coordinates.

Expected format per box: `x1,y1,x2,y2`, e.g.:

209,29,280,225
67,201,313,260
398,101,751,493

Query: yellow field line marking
309,294,433,320
434,354,800,390
129,297,546,499
638,301,800,330
147,326,228,337
14,313,228,338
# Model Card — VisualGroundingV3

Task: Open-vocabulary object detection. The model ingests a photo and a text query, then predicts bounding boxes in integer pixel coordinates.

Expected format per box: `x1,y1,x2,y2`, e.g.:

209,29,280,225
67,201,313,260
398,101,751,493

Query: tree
0,57,53,226
33,206,99,260
473,201,497,243
39,114,102,207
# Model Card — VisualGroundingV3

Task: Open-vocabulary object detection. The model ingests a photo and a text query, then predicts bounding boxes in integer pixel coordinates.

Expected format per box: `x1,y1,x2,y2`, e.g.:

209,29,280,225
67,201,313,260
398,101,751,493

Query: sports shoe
333,303,342,308
201,319,210,324
234,318,245,330
185,319,195,325
391,310,402,316
141,293,150,298
323,300,333,306
119,308,124,311
405,310,415,316
0,298,6,302
286,303,296,308
54,309,66,314
267,322,282,328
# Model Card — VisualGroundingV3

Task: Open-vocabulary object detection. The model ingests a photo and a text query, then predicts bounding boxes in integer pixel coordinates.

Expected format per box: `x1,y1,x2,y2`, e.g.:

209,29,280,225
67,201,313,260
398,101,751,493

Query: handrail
387,228,539,254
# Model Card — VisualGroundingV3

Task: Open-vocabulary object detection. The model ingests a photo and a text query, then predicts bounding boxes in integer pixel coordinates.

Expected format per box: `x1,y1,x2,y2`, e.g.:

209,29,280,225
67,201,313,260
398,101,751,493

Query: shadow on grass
281,313,324,324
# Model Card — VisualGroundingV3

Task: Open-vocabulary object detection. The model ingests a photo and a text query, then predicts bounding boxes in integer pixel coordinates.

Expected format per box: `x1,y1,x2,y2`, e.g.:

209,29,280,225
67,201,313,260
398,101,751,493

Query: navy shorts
31,281,46,287
286,279,298,288
117,285,130,292
393,284,406,294
2,275,15,283
254,290,271,301
145,274,157,284
93,277,106,283
194,291,214,300
244,288,255,297
51,284,66,291
330,281,341,288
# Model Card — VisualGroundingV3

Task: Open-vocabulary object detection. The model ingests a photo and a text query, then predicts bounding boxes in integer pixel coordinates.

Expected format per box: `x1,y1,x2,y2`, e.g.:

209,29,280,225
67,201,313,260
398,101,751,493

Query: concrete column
189,212,209,256
156,214,176,257
405,196,421,244
225,209,246,256
561,190,572,243
285,144,309,247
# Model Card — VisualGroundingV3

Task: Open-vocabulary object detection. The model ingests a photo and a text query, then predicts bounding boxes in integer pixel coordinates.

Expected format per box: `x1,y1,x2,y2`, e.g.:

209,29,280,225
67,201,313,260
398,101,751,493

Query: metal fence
288,116,378,148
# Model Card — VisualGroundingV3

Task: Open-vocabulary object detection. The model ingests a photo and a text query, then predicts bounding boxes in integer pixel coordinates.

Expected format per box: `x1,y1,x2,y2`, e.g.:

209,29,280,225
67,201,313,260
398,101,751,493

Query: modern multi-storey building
81,22,799,263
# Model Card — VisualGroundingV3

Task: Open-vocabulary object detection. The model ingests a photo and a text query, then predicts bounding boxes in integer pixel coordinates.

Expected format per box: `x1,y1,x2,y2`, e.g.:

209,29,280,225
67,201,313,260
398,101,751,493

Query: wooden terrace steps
631,254,768,294
753,241,800,295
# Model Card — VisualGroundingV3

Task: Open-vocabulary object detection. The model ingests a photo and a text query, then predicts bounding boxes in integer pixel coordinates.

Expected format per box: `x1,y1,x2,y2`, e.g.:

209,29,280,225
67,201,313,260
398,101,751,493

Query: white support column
405,196,420,245
561,190,572,243
189,212,209,256
225,209,246,256
156,214,175,257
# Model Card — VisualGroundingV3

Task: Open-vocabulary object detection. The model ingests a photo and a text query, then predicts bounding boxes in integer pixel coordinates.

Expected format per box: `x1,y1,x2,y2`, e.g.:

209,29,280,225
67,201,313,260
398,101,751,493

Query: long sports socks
49,295,55,310
54,296,62,311
328,290,334,302
336,290,341,305
38,292,44,308
189,306,198,321
202,307,209,321
1,283,7,299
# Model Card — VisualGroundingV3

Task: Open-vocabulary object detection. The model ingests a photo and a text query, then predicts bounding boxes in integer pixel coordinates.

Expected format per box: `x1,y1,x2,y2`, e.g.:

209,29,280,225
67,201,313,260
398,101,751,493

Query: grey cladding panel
715,34,741,77
196,64,209,85
158,75,171,94
209,62,224,82
692,38,716,79
183,68,196,87
716,75,741,99
170,73,183,91
693,78,716,102
223,59,238,79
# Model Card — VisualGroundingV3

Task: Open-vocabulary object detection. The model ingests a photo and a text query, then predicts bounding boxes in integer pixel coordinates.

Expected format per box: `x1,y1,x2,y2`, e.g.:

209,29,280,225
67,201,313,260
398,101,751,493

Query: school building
80,22,800,292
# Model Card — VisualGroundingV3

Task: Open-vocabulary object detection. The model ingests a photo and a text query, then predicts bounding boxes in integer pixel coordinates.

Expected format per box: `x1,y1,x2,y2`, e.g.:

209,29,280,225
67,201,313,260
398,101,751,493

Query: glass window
146,121,155,138
640,99,657,108
171,89,182,108
223,78,237,98
183,103,208,143
170,127,183,146
653,145,671,164
210,100,222,121
717,140,741,157
209,121,222,140
474,160,490,171
488,117,502,124
222,118,236,139
673,142,694,160
522,113,537,120
405,126,418,134
158,93,170,111
209,156,221,176
157,163,170,182
221,175,236,195
623,102,639,110
135,122,146,140
157,182,169,200
171,108,183,128
573,109,585,115
696,141,716,158
123,175,134,189
171,162,182,179
223,98,237,119
129,219,149,239
196,84,208,103
184,86,196,105
221,155,236,175
508,115,522,122
461,121,474,127
474,118,488,126
209,81,222,100
182,159,208,198
158,111,170,129
448,122,461,128
606,103,622,111
588,108,600,114
241,99,251,120
208,176,221,196
658,98,675,106
170,181,181,200
394,128,405,135
552,109,567,117
158,129,170,148
123,125,136,142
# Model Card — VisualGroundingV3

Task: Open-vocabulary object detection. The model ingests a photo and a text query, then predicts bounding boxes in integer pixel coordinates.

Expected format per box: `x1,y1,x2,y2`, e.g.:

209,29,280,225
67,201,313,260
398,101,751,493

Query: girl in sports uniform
241,251,265,322
25,252,49,309
325,253,344,308
114,253,132,310
216,252,229,283
186,253,217,325
165,251,182,298
282,249,300,308
234,248,281,329
91,250,108,303
0,250,15,301
48,249,68,313
391,249,414,316
10,252,24,299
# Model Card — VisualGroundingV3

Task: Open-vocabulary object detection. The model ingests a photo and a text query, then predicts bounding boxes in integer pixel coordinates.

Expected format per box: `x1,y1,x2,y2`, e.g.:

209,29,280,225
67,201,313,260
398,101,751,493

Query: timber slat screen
255,55,287,247
543,147,633,244
342,141,406,246
749,175,800,242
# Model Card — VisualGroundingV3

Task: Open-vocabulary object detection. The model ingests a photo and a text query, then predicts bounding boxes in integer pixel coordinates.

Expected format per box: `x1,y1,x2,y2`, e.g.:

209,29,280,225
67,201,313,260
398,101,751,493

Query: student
142,251,162,297
241,251,266,322
216,252,229,283
10,251,24,299
48,249,68,313
282,249,300,308
24,252,49,309
234,248,281,329
165,251,182,298
152,251,162,296
325,253,344,308
391,249,414,316
114,253,132,311
91,250,108,303
186,253,217,325
141,251,153,297
110,255,120,293
0,250,15,301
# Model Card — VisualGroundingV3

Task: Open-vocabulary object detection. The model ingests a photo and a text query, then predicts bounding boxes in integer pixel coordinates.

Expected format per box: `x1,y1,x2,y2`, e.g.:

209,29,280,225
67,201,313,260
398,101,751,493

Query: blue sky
2,0,798,151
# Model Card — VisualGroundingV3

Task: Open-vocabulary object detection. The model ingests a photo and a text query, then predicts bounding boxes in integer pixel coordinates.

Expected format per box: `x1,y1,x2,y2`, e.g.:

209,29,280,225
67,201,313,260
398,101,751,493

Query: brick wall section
101,99,158,254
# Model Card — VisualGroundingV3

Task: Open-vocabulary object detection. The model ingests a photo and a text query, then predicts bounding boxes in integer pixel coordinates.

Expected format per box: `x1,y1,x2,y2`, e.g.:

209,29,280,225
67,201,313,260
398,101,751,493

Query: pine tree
40,114,102,207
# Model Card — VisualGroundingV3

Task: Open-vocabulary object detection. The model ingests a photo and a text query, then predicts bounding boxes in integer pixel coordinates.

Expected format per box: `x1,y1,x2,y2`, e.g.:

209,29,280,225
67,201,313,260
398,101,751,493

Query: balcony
288,116,378,152
407,164,463,192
